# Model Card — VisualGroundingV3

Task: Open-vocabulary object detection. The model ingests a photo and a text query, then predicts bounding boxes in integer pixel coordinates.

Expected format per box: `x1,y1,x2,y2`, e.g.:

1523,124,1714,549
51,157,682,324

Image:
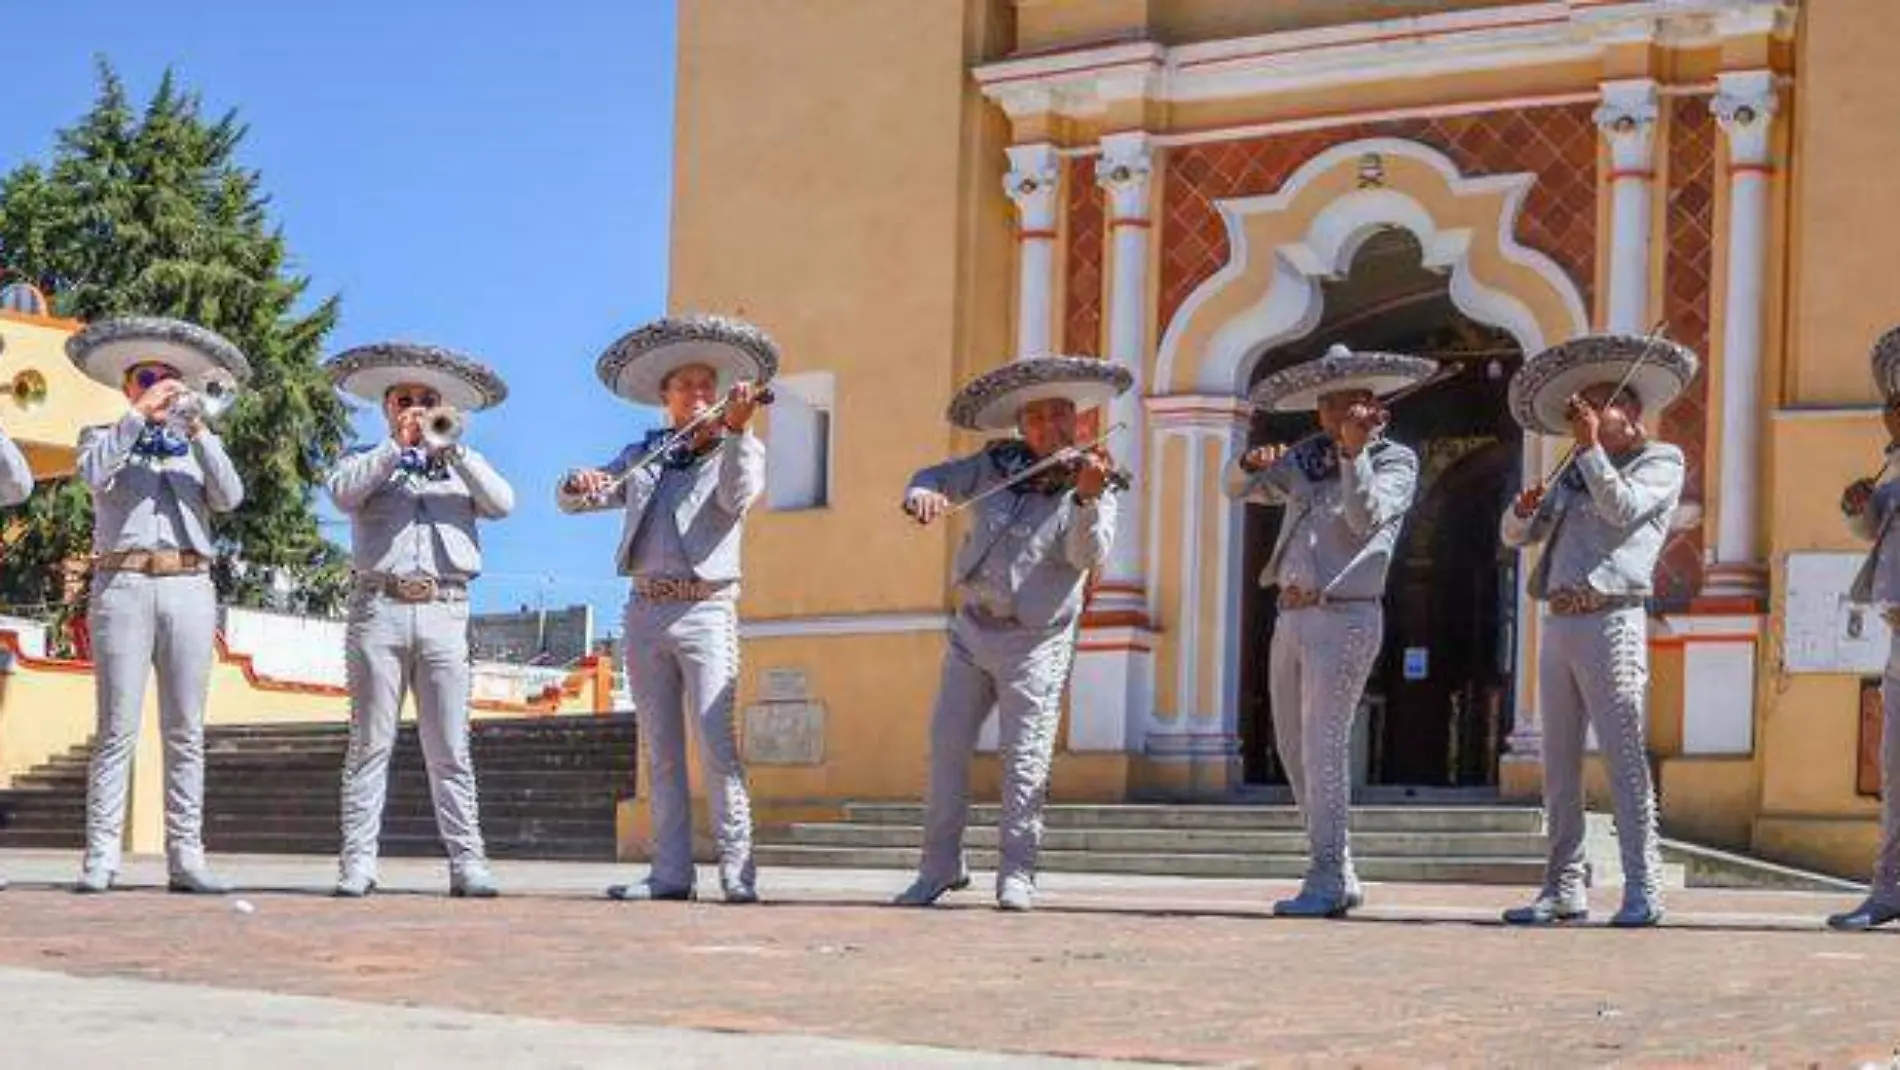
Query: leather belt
94,549,208,576
1547,587,1645,617
1276,585,1376,611
634,576,732,603
354,573,469,604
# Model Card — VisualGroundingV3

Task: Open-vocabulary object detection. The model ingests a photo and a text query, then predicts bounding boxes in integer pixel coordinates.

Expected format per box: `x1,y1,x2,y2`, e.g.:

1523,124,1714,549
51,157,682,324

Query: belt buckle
393,575,438,603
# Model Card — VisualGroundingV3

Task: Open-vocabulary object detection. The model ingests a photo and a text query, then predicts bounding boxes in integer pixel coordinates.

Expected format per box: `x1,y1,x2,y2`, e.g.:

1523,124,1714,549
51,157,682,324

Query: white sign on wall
1783,551,1888,675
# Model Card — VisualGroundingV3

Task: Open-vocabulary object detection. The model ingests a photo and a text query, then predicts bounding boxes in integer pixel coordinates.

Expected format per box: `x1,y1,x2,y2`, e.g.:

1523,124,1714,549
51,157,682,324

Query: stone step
752,844,1550,884
199,832,612,861
0,829,83,850
780,823,1550,858
842,803,1545,834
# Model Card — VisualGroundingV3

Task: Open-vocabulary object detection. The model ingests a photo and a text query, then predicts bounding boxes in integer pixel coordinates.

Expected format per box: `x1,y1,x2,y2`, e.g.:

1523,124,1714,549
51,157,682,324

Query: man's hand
566,468,613,498
1565,395,1600,449
1844,477,1877,518
722,381,763,432
1337,400,1387,458
1513,484,1548,520
1072,451,1110,502
1241,444,1289,473
905,490,951,525
133,380,187,422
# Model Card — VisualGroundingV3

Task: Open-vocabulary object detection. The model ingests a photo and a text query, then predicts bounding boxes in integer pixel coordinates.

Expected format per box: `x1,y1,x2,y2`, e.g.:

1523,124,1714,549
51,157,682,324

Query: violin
987,439,1132,496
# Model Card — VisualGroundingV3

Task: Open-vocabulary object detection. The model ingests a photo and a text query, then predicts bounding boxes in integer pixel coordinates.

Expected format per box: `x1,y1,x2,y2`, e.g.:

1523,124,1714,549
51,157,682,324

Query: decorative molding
1145,394,1251,432
975,2,1794,121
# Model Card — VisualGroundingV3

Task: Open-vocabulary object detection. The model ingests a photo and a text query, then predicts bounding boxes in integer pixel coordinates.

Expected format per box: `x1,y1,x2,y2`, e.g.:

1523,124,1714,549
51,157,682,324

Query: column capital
1096,131,1154,223
1593,78,1660,174
1711,70,1780,169
1004,142,1061,234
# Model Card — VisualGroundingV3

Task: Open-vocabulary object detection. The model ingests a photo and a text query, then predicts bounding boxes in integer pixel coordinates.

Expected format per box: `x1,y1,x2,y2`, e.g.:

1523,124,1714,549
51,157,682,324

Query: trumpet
422,406,465,451
166,368,240,428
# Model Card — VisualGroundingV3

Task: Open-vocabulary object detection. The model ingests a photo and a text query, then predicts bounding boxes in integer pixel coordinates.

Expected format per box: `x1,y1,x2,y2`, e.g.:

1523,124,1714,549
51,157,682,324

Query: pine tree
0,62,351,638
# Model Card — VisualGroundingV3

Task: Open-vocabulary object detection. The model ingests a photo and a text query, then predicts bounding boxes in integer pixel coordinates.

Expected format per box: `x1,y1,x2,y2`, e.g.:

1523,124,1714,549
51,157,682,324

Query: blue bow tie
131,423,191,459
397,448,450,481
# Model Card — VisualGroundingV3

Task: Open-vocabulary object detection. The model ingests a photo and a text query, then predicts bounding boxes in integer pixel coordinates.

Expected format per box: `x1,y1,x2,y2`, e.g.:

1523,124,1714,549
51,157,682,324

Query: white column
1093,131,1154,616
1594,79,1659,334
1706,70,1779,602
1004,142,1060,361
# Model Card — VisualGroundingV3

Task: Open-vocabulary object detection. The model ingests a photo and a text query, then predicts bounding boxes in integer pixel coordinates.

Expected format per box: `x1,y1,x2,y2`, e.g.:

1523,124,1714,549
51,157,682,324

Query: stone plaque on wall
743,702,826,765
759,667,809,704
1861,678,1884,799
1785,553,1889,675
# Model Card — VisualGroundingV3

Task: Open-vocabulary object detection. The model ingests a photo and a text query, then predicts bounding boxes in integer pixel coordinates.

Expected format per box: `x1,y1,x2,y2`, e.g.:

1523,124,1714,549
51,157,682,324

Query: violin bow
926,422,1128,522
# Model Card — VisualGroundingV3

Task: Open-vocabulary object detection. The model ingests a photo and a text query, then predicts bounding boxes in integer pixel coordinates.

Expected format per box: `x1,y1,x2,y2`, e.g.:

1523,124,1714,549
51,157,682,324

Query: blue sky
0,0,677,632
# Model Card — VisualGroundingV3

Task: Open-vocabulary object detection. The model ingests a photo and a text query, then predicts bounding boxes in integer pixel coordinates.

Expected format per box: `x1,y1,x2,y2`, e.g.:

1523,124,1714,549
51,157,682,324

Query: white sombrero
324,343,508,412
1508,332,1699,437
65,316,252,390
595,314,779,407
947,355,1133,432
1249,343,1437,413
1872,325,1900,402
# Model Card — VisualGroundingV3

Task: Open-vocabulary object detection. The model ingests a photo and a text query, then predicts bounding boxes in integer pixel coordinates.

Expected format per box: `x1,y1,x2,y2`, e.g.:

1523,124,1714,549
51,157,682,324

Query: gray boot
892,869,971,907
334,863,378,899
449,861,500,899
1502,892,1590,926
606,876,693,902
995,874,1035,913
168,860,233,895
1826,896,1900,932
74,861,114,895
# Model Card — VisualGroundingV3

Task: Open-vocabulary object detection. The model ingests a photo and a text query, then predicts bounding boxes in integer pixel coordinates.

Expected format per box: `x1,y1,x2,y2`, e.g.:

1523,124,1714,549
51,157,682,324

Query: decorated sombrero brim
324,343,508,412
65,316,252,390
1872,325,1900,401
595,314,779,407
1508,332,1699,436
1249,344,1436,413
948,355,1133,432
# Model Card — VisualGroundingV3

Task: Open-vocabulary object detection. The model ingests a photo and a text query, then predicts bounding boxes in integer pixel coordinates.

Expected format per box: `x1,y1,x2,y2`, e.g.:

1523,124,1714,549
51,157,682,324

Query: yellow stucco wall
0,312,124,477
1013,0,1527,53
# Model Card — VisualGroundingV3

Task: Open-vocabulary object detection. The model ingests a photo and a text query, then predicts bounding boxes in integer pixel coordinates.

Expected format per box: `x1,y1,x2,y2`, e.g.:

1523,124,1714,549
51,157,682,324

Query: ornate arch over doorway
1139,135,1591,790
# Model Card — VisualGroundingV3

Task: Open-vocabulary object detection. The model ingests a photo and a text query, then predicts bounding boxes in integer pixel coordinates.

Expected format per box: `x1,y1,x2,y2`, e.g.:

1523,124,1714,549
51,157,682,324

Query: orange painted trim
1075,638,1156,653
1649,635,1759,649
0,309,84,330
1109,218,1153,230
1608,168,1655,182
0,627,603,715
1730,164,1776,177
1019,229,1058,241
982,58,1156,90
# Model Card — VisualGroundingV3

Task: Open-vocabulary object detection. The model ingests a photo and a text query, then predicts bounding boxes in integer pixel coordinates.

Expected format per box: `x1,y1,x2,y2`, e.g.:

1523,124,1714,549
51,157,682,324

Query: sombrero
595,314,779,407
1249,344,1436,413
1871,325,1900,402
66,316,252,390
1508,332,1699,437
947,355,1132,432
324,343,508,412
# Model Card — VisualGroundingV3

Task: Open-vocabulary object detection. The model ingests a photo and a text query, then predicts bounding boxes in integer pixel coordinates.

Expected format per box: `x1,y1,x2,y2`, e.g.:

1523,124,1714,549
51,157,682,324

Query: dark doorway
1236,228,1524,788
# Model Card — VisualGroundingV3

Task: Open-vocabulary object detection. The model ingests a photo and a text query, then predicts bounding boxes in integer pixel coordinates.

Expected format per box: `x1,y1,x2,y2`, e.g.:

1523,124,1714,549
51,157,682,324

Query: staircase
755,801,1564,884
0,715,637,861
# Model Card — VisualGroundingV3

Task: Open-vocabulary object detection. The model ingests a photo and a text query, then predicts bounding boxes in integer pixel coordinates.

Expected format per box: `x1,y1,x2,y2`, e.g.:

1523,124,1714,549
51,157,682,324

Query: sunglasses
391,391,442,410
127,364,181,390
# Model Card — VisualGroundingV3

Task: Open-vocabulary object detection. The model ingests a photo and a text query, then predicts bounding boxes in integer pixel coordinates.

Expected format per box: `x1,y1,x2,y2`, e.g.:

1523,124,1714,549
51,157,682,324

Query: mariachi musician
1222,343,1433,919
1499,332,1695,928
894,354,1130,913
323,342,516,899
559,314,776,905
1829,325,1900,931
68,317,249,895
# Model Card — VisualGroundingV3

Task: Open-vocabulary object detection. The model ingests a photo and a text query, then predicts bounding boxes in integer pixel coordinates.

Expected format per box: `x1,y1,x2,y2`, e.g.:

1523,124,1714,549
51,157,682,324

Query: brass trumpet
0,369,47,412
